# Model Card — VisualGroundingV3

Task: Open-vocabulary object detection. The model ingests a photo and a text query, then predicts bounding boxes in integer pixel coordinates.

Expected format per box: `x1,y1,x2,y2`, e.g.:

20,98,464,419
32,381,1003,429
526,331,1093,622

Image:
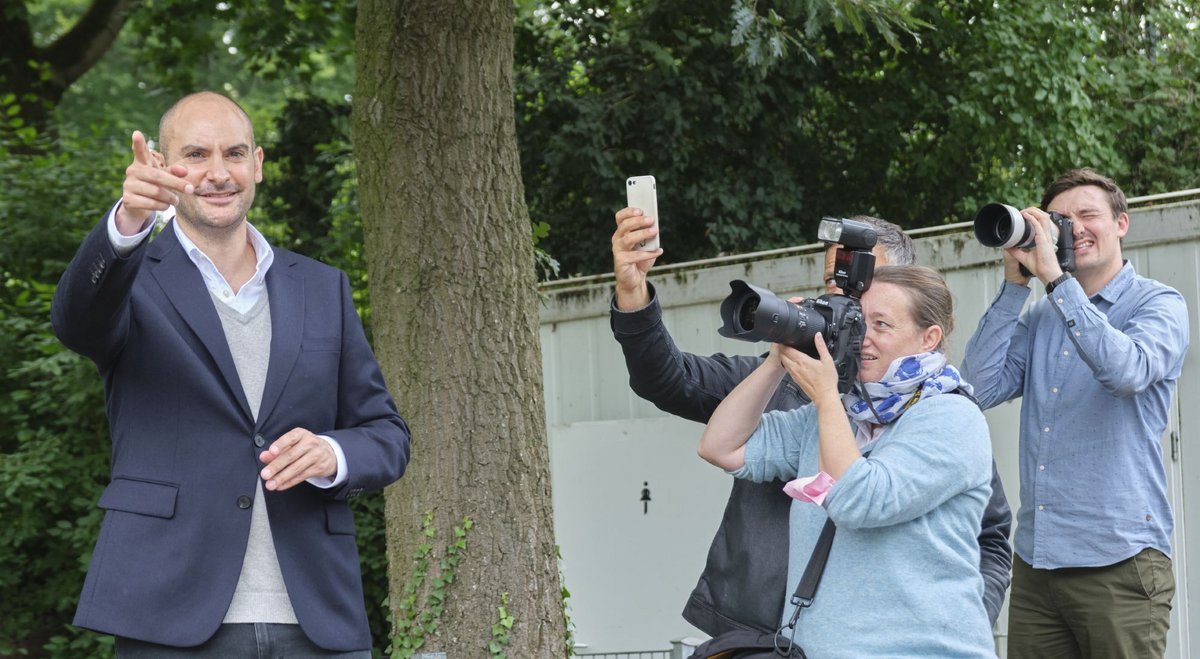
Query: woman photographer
698,265,995,657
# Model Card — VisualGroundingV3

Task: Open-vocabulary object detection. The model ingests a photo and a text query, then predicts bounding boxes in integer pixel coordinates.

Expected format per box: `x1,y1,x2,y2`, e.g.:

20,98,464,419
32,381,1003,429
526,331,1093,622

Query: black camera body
717,218,876,394
973,203,1075,276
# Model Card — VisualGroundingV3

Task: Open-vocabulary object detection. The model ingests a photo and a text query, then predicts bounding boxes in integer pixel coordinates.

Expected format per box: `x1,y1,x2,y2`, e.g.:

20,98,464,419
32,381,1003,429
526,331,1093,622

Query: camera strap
777,449,872,649
855,381,892,425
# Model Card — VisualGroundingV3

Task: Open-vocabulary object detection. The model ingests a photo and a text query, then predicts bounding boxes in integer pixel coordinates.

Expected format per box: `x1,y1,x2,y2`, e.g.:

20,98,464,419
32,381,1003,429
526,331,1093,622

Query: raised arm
698,353,787,471
609,209,795,423
52,130,196,368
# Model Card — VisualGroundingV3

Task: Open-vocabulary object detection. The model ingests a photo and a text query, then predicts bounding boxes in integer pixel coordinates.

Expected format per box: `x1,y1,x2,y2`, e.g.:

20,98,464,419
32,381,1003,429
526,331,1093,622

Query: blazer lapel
257,250,303,427
146,223,254,421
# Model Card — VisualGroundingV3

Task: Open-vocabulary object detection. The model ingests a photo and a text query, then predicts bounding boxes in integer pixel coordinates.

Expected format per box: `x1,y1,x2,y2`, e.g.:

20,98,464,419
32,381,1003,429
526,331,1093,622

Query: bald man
52,92,410,657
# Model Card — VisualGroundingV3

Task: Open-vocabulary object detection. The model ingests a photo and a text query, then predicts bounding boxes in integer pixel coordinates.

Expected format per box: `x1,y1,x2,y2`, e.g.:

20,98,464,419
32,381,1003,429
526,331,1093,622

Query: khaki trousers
1007,549,1174,659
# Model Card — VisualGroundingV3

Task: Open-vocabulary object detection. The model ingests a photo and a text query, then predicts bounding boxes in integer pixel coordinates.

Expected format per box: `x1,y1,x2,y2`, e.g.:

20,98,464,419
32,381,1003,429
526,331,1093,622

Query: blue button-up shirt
962,262,1189,569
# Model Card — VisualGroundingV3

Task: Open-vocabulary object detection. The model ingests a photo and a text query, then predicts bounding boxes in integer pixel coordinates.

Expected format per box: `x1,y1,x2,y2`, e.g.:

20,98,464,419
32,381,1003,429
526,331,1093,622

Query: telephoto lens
717,280,866,393
717,280,825,350
974,203,1036,249
974,203,1064,250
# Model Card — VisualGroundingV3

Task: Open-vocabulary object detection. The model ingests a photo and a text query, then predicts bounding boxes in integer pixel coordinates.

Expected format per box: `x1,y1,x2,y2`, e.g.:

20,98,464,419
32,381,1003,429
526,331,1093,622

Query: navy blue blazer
51,219,411,650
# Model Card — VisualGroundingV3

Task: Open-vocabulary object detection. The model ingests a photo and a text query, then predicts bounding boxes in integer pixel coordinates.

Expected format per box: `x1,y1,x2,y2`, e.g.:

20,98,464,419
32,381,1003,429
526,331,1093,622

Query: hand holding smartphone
625,175,660,251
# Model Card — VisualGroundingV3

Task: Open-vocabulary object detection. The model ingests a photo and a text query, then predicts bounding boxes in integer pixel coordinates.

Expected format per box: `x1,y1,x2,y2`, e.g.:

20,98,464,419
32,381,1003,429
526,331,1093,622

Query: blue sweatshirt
732,393,995,658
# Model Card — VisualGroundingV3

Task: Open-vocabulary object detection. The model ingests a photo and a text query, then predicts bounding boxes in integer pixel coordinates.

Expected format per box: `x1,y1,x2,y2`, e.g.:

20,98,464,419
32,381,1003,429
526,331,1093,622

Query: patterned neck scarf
842,351,971,425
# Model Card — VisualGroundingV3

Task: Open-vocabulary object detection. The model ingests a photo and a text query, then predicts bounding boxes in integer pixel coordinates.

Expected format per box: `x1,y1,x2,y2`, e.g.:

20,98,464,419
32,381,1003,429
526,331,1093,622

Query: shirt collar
1091,260,1134,304
171,218,275,285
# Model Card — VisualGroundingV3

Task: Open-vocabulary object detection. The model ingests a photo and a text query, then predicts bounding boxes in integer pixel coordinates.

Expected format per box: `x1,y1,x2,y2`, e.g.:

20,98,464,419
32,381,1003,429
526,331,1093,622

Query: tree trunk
353,1,565,657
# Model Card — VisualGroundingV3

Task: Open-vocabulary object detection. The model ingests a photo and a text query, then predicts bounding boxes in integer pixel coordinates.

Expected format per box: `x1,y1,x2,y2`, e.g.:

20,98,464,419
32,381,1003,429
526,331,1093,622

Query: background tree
515,0,1200,276
354,1,568,655
0,0,133,141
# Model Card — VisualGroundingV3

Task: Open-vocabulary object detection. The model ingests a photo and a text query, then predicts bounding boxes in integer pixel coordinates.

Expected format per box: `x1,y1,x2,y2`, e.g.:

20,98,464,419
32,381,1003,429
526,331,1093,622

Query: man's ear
151,150,166,168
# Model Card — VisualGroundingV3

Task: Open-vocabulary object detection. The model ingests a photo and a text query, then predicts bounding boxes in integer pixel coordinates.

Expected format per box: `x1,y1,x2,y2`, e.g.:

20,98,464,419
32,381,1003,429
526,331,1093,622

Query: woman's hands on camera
774,335,841,408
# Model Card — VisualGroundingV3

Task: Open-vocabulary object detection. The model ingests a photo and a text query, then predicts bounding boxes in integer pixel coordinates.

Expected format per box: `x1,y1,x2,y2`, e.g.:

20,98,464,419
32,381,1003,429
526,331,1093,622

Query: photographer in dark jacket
609,208,1013,635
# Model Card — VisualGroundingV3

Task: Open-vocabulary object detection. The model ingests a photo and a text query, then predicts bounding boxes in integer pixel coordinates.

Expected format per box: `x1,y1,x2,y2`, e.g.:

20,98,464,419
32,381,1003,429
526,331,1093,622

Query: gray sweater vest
211,291,298,624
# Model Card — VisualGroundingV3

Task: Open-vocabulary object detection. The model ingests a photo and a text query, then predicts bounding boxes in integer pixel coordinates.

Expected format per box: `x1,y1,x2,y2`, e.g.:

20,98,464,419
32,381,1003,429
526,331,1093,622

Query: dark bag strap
780,449,871,635
789,516,836,611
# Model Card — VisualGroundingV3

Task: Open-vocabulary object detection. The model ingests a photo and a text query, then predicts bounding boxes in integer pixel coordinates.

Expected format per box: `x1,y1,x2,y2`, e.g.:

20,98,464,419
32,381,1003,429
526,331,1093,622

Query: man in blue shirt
962,168,1189,658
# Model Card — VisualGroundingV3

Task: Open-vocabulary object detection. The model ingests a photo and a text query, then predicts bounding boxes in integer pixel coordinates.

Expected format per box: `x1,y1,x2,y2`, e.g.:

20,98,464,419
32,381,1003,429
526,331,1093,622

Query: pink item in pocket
783,471,836,505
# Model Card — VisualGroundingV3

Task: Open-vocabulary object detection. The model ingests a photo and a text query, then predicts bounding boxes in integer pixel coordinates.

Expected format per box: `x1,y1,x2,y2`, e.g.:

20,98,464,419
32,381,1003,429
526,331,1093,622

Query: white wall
540,200,1200,656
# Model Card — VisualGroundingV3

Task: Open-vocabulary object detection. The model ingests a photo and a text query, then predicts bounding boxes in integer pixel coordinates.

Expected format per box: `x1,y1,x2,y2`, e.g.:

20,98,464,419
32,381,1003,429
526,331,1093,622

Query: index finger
269,427,309,454
813,332,833,361
131,130,153,166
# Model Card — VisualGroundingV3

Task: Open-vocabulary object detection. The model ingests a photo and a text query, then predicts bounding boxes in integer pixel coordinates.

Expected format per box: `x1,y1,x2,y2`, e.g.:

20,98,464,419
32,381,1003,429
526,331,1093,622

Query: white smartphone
625,175,660,251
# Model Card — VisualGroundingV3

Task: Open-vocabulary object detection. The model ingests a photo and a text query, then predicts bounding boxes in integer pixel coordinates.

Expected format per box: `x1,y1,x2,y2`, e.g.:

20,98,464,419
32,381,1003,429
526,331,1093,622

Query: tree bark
353,1,565,656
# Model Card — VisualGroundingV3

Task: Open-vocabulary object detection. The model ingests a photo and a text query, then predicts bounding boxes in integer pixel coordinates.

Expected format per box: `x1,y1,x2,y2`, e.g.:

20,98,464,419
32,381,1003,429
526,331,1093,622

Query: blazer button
237,495,252,509
253,433,265,448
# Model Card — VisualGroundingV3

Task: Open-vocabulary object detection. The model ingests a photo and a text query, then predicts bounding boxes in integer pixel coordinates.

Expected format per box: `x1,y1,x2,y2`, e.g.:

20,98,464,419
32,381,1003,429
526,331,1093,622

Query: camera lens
737,297,760,332
718,281,825,349
974,203,1034,249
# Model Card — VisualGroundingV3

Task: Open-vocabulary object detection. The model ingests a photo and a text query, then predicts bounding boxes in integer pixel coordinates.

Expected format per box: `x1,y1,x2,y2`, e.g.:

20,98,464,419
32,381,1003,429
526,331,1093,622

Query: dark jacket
610,284,1012,635
52,220,411,650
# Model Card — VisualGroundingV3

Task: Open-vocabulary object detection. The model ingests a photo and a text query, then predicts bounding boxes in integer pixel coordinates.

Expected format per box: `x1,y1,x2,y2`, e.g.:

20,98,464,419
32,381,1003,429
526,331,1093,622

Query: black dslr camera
973,203,1075,276
717,218,876,393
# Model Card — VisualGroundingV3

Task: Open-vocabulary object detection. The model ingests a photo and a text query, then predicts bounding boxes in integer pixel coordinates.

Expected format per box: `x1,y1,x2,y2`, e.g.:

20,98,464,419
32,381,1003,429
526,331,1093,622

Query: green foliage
559,545,576,657
120,0,355,99
533,220,561,282
730,0,928,69
488,592,514,658
515,0,1200,276
0,125,122,656
387,512,475,658
516,0,827,275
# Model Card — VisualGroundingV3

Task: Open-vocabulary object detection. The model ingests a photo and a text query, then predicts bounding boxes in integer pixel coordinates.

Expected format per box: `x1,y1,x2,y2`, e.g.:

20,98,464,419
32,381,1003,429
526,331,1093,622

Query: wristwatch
1046,272,1073,294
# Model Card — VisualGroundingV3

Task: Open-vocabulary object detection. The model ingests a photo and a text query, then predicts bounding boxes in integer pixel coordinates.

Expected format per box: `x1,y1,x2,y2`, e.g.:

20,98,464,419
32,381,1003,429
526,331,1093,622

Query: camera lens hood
974,203,1033,249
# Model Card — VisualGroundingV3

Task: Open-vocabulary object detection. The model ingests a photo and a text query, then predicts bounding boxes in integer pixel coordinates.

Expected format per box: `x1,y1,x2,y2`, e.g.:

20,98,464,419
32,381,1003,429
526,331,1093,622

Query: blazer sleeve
322,271,411,497
51,219,150,370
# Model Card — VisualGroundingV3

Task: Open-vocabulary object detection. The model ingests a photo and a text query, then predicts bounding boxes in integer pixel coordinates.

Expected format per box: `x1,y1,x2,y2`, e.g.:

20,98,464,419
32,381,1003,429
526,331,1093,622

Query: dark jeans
115,623,372,659
1008,549,1174,659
